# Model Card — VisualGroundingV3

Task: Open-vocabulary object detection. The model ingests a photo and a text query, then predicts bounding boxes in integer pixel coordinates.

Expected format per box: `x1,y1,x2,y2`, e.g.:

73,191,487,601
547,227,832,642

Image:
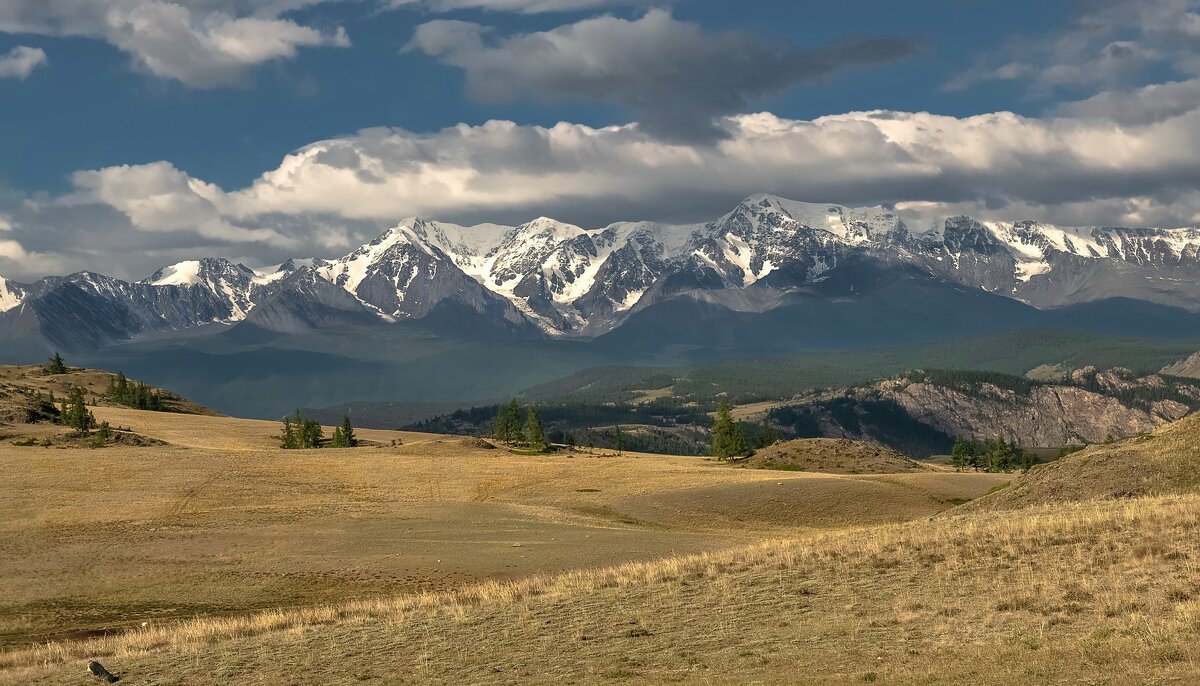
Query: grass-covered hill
6,365,1200,683
963,411,1200,512
0,363,215,419
743,438,930,474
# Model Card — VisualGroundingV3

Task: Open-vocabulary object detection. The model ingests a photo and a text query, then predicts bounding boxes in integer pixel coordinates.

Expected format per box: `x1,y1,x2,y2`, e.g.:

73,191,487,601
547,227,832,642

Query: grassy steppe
0,408,1001,651
5,494,1196,684
3,400,1198,684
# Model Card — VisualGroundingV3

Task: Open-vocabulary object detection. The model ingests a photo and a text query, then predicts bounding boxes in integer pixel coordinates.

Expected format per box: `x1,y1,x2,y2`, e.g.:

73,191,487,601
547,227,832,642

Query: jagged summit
5,194,1200,350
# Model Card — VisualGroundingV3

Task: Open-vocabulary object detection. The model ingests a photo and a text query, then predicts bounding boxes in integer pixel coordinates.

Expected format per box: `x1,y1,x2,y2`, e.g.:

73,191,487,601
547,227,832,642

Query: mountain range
4,193,1200,355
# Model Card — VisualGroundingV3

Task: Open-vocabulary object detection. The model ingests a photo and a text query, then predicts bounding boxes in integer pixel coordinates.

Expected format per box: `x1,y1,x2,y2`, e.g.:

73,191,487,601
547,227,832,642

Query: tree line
280,411,358,449
950,437,1039,473
493,399,546,450
106,372,163,410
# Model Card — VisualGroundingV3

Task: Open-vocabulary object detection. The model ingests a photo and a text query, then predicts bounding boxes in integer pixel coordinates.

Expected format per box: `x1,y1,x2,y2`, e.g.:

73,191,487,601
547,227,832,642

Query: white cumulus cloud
0,0,349,87
2,90,1200,280
0,45,48,79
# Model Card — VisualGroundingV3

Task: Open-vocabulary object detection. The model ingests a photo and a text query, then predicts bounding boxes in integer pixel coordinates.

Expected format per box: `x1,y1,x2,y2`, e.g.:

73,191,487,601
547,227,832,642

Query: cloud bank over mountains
5,102,1200,280
1,0,1198,280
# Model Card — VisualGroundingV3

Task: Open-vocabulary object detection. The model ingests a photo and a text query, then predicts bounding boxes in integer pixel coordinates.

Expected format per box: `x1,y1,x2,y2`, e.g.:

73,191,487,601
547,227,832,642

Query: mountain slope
963,412,1200,511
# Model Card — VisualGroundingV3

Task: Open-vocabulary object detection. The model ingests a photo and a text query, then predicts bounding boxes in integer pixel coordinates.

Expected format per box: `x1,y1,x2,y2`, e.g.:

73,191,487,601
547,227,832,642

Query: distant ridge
4,194,1200,351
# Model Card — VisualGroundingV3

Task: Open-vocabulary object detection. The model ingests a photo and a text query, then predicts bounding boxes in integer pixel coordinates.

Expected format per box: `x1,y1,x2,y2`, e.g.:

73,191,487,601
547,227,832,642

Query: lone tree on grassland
45,352,67,375
711,398,749,460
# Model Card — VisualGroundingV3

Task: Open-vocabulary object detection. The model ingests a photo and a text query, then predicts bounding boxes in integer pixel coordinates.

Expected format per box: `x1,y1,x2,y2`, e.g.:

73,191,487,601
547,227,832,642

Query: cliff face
890,380,1187,447
1162,351,1200,379
768,368,1200,456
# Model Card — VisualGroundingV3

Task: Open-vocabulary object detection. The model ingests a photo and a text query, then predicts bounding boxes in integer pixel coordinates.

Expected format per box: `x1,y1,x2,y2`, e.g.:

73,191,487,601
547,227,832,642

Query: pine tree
493,401,516,443
524,406,545,450
92,421,113,448
291,410,323,448
505,399,521,442
950,437,977,471
280,416,298,449
62,387,95,435
611,424,625,455
45,352,67,375
711,399,748,460
330,416,356,448
755,422,782,449
986,437,1016,473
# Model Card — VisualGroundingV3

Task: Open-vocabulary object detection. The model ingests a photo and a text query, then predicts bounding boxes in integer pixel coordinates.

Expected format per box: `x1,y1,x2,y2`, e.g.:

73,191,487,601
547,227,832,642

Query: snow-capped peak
733,194,902,243
980,221,1200,282
18,193,1200,343
0,275,23,313
141,258,258,321
252,257,328,285
146,260,205,286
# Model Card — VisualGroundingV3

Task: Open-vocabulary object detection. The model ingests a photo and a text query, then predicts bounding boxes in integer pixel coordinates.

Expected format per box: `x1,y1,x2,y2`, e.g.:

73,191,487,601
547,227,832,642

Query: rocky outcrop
891,381,1176,447
1162,351,1200,379
769,368,1200,455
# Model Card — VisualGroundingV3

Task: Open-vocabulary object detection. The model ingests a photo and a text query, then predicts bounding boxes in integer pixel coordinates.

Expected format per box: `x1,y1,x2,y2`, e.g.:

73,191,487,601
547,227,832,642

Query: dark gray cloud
407,9,920,142
1055,79,1200,125
947,0,1200,93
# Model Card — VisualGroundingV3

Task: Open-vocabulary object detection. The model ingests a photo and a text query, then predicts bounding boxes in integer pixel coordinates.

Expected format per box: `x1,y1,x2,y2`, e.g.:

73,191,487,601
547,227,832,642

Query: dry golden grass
0,364,215,416
12,403,1193,684
0,407,1001,656
965,411,1200,512
4,366,1195,681
728,399,790,421
3,493,1196,684
90,405,440,451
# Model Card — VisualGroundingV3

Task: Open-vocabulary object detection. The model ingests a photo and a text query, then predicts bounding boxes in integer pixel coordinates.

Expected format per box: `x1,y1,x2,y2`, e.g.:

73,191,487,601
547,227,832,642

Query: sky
1,0,1199,280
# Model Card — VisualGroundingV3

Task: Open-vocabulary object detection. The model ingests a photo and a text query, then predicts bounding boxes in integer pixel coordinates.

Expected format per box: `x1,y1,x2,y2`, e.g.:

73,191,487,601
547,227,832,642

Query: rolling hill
963,412,1200,512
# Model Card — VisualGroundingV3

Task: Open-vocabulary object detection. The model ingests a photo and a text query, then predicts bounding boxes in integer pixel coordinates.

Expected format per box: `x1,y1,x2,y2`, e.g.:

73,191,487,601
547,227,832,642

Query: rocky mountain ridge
4,194,1200,350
